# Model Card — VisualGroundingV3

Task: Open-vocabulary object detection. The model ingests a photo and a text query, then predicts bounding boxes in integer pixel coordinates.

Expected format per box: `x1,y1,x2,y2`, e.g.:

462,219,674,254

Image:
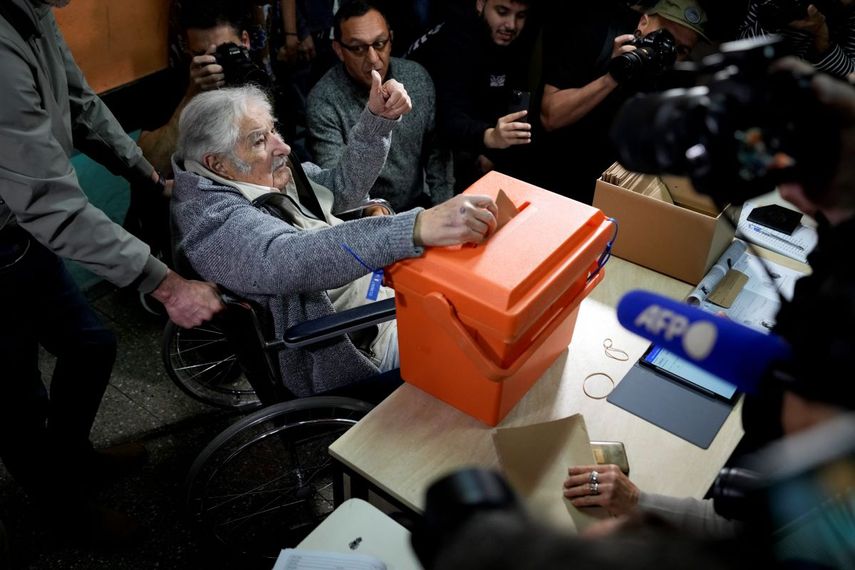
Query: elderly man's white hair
176,85,274,174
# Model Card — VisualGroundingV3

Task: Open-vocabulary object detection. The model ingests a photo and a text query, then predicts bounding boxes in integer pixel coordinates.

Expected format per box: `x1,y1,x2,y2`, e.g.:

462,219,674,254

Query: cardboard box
387,172,613,426
593,177,735,284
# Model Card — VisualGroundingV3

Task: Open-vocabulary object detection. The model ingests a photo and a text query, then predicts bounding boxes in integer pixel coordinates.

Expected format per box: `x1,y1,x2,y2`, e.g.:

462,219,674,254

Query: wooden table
330,257,744,513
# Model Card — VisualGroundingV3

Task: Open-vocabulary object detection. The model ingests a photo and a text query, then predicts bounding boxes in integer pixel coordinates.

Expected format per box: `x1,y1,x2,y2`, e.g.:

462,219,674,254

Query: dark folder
607,363,734,449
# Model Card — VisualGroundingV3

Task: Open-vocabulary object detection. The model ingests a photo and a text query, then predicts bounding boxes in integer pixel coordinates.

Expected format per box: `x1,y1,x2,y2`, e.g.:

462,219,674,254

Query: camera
608,29,678,85
755,0,834,30
411,468,525,570
610,36,842,206
213,42,270,88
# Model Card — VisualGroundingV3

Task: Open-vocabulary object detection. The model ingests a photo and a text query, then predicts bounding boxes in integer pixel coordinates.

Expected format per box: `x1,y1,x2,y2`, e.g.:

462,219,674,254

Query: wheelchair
174,291,400,560
162,315,262,411
162,200,401,561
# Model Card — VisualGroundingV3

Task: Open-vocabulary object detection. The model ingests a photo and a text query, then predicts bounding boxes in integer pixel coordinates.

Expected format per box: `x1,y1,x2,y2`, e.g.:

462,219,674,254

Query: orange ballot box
386,172,615,426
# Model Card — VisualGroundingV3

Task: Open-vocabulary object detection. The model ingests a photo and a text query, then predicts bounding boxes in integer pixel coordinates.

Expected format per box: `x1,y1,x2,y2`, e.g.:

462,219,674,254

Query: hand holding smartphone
508,89,531,122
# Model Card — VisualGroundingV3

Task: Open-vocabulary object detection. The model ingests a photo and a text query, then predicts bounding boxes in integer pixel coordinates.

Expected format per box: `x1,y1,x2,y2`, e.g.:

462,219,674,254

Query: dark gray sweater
307,58,453,212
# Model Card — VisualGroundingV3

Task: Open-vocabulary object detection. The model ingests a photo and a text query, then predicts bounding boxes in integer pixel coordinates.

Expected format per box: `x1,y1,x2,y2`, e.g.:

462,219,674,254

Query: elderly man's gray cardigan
171,109,423,397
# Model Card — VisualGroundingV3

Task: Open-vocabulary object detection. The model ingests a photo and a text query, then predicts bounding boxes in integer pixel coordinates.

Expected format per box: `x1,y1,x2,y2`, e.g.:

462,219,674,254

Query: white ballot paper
273,549,386,570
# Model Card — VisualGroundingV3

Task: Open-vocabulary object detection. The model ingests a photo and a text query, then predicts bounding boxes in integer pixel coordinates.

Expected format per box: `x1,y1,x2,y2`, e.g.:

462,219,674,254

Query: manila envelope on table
493,414,609,533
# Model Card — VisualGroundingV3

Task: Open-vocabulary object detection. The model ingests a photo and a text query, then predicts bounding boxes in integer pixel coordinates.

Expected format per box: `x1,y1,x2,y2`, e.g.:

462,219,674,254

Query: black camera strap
288,157,325,221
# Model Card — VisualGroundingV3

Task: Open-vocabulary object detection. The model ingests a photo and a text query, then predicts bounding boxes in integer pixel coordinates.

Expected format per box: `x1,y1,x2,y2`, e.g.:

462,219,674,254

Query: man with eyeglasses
406,0,537,192
307,0,453,212
537,0,706,204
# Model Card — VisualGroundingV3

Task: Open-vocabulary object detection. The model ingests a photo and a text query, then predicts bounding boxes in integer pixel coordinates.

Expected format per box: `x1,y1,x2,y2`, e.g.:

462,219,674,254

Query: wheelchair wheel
185,396,373,560
162,320,261,410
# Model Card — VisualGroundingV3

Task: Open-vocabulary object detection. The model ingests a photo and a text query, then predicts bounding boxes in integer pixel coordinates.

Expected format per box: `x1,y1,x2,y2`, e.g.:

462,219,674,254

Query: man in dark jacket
407,0,536,191
539,0,706,203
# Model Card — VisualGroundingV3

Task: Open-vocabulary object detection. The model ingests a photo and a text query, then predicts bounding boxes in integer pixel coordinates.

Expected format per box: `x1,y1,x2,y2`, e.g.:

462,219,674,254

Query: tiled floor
0,284,255,569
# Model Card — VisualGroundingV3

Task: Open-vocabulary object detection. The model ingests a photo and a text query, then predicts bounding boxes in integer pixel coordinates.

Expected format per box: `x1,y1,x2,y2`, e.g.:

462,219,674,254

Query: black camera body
608,28,678,85
213,42,270,88
411,469,525,570
611,36,841,206
755,0,834,30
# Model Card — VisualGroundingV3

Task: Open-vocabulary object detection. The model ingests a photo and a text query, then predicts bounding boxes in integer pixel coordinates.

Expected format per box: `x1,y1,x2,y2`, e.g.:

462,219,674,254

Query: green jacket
0,0,166,291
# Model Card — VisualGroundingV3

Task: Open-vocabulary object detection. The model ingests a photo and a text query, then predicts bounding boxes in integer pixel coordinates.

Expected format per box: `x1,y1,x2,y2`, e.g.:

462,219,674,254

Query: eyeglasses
336,37,391,56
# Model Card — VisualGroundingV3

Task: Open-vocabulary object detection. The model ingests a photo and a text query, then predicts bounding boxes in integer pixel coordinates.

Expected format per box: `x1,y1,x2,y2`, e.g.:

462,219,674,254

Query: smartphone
590,441,630,475
746,204,802,235
508,89,531,122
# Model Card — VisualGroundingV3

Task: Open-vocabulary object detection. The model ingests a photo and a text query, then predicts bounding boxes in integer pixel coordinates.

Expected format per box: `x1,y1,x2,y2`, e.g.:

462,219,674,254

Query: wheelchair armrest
282,297,396,348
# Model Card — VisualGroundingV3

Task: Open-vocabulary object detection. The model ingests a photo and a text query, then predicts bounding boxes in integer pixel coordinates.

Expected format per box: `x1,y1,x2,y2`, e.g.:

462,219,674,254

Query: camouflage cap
646,0,709,42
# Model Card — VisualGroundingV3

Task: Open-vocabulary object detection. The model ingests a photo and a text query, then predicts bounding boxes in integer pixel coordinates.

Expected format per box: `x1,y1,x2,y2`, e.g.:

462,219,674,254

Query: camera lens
214,43,270,88
608,29,677,85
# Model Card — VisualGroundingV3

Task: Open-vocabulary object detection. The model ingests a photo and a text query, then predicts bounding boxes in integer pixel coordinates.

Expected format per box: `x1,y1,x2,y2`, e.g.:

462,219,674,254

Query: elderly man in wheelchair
170,83,498,400
169,83,498,558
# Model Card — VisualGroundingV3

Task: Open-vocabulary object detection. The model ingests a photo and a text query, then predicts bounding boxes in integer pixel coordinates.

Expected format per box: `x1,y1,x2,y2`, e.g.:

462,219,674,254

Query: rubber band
583,372,615,400
603,338,629,361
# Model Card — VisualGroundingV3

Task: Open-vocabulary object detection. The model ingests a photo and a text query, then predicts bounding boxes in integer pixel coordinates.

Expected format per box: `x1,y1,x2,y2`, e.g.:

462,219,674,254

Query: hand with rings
563,464,640,516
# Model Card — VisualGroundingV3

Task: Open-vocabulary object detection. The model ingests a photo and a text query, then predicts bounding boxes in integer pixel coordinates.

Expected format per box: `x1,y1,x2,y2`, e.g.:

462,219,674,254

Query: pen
747,223,805,251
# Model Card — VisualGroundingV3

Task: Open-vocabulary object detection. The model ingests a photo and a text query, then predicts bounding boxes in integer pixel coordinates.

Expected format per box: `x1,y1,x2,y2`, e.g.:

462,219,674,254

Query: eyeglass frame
335,33,393,56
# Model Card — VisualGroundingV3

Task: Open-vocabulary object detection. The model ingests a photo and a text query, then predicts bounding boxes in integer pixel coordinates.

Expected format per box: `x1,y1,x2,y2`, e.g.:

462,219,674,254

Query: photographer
739,0,855,78
129,0,271,264
138,0,262,179
563,63,855,568
538,0,707,203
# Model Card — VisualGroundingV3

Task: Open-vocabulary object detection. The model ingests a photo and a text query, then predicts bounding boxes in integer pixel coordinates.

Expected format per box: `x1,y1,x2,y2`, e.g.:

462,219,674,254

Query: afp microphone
616,290,791,394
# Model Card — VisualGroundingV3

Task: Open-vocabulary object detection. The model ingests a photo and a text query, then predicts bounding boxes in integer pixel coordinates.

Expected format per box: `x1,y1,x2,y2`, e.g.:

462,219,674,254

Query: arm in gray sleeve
176,195,422,297
637,492,741,539
0,36,166,291
303,107,396,211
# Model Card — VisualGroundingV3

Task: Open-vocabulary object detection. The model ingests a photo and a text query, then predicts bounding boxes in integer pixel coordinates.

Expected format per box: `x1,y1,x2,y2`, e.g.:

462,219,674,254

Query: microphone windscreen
617,290,791,393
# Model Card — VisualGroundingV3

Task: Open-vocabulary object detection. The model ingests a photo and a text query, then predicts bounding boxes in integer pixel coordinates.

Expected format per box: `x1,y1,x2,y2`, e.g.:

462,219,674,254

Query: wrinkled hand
414,194,498,247
188,45,225,95
563,465,640,517
367,69,412,119
484,110,531,149
150,270,224,328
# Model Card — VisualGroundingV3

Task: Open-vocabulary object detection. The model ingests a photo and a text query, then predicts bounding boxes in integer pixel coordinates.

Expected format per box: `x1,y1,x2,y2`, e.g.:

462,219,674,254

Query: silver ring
589,481,600,495
589,470,599,484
